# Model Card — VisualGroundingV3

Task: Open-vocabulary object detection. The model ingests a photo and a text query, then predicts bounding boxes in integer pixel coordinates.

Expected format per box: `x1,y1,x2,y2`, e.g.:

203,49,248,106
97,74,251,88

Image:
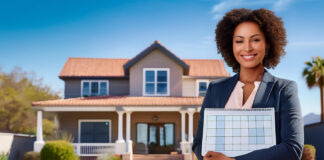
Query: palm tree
303,56,324,122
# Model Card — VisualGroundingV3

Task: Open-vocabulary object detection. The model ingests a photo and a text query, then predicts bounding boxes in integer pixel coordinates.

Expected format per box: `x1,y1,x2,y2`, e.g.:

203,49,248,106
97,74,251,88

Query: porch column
126,111,133,154
54,114,59,131
34,110,45,152
188,108,196,153
180,111,186,142
116,110,126,154
117,111,125,142
179,110,190,154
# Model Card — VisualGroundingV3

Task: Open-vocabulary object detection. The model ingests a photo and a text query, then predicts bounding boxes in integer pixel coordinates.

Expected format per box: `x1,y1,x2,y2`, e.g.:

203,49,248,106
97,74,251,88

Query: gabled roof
123,40,190,75
58,40,230,79
32,96,204,106
59,58,229,79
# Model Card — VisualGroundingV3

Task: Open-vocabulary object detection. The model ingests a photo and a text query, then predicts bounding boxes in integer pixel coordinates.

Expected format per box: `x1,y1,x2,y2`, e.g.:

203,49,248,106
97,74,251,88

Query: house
32,40,229,158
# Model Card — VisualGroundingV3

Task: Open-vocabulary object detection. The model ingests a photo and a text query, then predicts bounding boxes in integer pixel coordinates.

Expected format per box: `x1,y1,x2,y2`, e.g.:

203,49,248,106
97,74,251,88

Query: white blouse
225,81,261,109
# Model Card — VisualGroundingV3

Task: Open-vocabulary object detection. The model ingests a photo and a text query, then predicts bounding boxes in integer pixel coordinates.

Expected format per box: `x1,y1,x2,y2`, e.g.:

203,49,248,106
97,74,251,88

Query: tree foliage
0,67,60,135
303,56,324,122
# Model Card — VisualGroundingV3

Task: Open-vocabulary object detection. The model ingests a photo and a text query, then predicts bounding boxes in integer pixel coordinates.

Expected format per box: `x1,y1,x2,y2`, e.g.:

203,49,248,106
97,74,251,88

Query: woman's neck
239,66,264,82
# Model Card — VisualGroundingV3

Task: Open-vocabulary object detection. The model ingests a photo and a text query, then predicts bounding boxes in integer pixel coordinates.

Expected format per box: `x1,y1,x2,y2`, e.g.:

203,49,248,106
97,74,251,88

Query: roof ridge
68,57,131,60
183,59,223,60
123,40,190,75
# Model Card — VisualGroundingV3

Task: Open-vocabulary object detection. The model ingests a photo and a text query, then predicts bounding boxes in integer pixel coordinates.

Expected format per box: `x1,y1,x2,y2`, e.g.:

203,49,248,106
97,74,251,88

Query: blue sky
0,0,323,116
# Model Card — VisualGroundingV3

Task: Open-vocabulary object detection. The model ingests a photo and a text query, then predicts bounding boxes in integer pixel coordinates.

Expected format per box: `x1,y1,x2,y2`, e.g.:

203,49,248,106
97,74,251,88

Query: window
197,80,209,96
137,123,148,145
143,68,169,96
164,123,174,146
81,80,109,97
79,120,111,143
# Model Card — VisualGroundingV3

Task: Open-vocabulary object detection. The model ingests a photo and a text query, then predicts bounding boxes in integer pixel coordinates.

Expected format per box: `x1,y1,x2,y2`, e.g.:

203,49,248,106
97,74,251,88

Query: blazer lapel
219,73,239,108
252,70,275,108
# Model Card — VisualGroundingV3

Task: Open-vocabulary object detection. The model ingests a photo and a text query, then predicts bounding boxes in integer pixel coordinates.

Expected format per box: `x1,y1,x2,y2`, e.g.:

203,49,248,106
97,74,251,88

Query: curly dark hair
215,8,287,72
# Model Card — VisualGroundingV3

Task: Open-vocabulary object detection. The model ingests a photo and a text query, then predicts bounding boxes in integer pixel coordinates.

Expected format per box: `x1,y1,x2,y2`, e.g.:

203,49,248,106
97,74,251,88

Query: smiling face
233,21,268,71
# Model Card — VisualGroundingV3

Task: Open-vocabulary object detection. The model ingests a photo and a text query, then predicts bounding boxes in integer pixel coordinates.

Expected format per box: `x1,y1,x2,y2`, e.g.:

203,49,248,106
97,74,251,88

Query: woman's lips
241,54,256,61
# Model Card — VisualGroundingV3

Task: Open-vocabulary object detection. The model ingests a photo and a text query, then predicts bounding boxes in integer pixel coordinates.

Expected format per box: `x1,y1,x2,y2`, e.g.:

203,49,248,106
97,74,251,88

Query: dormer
124,41,190,96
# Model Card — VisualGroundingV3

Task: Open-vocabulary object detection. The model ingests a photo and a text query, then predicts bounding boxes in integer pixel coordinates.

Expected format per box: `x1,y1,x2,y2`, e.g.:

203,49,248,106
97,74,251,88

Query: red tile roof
59,41,229,78
59,58,129,78
59,58,229,78
32,96,204,106
183,59,229,77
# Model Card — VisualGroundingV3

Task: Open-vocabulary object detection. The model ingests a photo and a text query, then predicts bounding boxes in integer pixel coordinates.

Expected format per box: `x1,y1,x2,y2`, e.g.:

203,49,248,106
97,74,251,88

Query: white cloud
211,1,228,13
202,36,215,46
272,0,293,12
211,0,244,20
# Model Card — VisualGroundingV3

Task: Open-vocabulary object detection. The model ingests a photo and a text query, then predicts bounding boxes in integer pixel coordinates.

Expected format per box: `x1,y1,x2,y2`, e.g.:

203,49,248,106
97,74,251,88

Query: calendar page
201,108,276,157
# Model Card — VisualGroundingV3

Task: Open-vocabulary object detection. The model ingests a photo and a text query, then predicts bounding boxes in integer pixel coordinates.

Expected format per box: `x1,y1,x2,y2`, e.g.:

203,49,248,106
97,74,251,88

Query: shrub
40,140,79,160
23,151,40,160
302,144,316,160
0,153,8,160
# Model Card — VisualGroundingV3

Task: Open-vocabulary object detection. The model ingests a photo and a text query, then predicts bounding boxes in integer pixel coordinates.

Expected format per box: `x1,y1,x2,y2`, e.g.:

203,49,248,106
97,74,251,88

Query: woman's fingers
204,152,235,160
204,151,223,159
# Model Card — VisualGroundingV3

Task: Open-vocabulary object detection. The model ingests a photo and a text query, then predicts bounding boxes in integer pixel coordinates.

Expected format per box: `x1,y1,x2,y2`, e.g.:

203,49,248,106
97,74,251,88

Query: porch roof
32,96,204,107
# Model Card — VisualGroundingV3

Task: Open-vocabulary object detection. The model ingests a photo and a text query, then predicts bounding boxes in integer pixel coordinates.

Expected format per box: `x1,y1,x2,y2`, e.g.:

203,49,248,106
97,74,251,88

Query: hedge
40,140,79,160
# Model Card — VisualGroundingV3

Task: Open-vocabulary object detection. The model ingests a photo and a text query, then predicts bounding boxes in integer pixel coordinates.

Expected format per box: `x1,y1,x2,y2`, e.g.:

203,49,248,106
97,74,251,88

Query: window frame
143,68,170,96
78,119,112,143
196,80,209,97
81,80,109,97
136,123,148,145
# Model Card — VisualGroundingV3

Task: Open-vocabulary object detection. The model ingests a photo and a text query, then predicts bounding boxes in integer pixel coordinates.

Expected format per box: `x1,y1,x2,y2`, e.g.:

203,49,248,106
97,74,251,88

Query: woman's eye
235,40,243,43
252,39,260,42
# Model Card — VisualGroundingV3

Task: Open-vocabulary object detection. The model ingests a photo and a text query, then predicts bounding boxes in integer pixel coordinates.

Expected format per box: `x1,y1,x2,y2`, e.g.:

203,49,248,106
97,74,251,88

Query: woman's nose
244,42,253,52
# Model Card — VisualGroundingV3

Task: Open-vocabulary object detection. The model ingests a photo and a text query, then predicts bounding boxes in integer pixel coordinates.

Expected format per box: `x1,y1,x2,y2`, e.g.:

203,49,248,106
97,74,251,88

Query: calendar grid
202,108,276,157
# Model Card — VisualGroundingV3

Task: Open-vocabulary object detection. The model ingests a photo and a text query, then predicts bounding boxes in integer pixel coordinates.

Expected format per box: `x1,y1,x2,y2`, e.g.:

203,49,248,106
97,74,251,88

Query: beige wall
64,79,81,98
0,133,14,154
182,78,221,97
129,49,183,96
193,113,200,137
109,79,129,95
182,78,197,96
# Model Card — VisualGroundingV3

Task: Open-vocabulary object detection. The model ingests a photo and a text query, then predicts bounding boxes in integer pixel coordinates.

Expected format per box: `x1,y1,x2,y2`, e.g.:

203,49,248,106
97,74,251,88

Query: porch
72,143,190,160
78,154,187,160
32,103,201,159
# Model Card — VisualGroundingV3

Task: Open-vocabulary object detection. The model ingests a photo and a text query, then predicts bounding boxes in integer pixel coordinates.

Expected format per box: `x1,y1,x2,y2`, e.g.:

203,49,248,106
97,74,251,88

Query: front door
136,123,175,154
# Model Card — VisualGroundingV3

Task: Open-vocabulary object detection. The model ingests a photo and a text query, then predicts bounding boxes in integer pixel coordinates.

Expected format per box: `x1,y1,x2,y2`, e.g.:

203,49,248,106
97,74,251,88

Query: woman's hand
204,151,235,160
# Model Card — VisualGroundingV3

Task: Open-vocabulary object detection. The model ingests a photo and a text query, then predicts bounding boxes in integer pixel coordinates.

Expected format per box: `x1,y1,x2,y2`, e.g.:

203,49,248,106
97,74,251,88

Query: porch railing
73,143,116,156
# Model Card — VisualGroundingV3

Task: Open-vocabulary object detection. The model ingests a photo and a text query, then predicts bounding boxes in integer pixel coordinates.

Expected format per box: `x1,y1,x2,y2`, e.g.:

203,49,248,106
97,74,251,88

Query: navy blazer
192,70,304,160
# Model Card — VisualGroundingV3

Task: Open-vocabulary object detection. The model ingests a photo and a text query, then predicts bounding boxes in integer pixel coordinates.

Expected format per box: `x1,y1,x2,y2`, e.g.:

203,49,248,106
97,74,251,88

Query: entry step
132,154,184,160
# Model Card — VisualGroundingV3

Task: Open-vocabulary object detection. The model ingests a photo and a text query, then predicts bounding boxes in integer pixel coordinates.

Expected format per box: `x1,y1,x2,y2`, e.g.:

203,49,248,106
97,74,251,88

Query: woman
192,8,304,160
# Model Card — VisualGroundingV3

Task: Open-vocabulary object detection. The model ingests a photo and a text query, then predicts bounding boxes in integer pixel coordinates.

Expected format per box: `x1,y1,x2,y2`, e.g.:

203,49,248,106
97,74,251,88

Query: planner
201,108,276,157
